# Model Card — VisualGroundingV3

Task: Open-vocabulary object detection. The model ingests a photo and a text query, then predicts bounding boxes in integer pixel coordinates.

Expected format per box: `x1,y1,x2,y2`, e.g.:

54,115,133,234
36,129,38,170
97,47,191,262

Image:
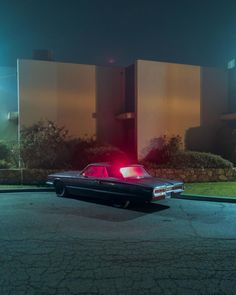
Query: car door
66,165,102,197
85,166,115,199
94,166,140,201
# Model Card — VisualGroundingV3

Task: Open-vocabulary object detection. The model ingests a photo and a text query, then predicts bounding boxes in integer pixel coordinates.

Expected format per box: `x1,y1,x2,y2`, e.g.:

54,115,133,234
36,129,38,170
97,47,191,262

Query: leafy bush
170,151,233,168
66,137,97,169
84,145,129,165
9,142,20,168
144,135,182,164
64,139,129,169
0,141,13,168
185,125,236,166
20,120,70,169
0,159,11,169
20,120,128,170
144,151,233,169
0,141,11,161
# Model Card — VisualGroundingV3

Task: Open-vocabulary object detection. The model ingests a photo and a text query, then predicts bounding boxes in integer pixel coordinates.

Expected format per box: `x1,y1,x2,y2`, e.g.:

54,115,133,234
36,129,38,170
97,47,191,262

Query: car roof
84,163,143,168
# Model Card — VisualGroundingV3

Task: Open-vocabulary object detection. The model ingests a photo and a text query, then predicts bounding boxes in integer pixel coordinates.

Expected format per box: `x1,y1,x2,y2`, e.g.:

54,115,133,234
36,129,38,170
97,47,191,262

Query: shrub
66,137,97,169
9,142,20,168
185,125,236,166
66,139,129,169
144,135,182,164
20,120,70,169
0,159,11,169
84,145,129,166
0,141,11,161
165,151,233,169
0,141,13,168
19,120,128,170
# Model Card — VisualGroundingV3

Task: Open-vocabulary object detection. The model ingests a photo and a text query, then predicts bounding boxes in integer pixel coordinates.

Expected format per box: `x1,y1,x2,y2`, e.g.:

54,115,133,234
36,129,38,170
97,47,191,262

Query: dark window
82,166,108,178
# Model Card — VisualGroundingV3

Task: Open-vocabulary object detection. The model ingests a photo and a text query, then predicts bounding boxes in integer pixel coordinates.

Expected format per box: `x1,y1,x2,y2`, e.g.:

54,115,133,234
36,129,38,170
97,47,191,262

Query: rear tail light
154,188,166,194
153,187,167,197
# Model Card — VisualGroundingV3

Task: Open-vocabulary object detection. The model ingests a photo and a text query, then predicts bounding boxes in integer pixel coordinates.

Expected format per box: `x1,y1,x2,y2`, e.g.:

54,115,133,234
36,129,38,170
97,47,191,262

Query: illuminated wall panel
18,60,96,138
136,60,201,158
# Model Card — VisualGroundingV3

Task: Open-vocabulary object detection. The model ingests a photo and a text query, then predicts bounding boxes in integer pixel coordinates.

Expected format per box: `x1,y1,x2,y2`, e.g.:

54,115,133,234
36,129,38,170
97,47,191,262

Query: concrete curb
174,193,236,203
0,188,54,193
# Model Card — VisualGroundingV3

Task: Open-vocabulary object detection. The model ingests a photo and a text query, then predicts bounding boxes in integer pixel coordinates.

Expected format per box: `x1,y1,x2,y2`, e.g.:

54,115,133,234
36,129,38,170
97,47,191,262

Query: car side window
108,167,123,178
82,166,108,178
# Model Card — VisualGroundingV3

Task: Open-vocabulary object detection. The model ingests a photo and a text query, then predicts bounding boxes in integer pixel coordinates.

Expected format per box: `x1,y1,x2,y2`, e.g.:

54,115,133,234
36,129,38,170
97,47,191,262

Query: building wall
16,58,229,160
96,66,125,148
18,59,96,138
201,67,228,126
0,67,18,142
136,60,201,159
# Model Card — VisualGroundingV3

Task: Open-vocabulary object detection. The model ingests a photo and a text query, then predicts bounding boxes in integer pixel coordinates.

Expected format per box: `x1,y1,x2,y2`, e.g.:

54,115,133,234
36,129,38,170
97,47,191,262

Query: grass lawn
0,185,48,190
185,182,236,198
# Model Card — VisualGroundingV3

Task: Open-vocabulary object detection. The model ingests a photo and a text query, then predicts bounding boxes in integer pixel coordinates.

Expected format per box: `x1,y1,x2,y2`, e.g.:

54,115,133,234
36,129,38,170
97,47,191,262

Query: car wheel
112,200,130,209
55,181,67,197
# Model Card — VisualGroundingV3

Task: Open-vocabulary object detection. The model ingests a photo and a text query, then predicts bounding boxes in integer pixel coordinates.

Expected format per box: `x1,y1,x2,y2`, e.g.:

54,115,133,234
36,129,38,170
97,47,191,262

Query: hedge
143,151,233,169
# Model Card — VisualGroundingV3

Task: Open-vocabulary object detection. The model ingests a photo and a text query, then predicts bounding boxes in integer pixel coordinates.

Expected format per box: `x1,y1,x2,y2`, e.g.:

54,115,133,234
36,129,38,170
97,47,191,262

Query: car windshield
119,166,151,179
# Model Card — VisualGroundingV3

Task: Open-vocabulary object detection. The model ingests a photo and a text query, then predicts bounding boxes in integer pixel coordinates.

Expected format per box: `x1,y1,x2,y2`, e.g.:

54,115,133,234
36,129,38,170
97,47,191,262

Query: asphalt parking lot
1,192,236,295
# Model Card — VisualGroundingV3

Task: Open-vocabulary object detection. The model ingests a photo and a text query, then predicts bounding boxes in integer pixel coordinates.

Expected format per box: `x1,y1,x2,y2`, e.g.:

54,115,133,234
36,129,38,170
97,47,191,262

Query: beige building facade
18,60,96,139
0,58,229,160
136,60,201,158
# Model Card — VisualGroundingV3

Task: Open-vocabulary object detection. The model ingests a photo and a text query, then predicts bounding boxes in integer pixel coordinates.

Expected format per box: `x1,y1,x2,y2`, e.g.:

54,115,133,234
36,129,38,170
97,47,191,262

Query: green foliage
169,151,233,169
20,120,70,169
143,134,233,169
144,135,182,164
66,137,97,169
68,143,129,169
85,145,129,165
9,142,20,168
0,159,11,169
20,120,128,170
0,141,13,168
0,141,11,161
185,125,236,166
185,182,236,197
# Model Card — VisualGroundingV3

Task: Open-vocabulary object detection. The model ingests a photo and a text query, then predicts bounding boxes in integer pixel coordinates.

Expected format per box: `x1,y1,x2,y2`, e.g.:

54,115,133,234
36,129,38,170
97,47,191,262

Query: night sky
0,0,236,68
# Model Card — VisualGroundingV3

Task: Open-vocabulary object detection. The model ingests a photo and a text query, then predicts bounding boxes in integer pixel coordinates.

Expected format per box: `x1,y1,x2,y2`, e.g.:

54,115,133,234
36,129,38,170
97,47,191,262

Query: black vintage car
47,163,184,208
